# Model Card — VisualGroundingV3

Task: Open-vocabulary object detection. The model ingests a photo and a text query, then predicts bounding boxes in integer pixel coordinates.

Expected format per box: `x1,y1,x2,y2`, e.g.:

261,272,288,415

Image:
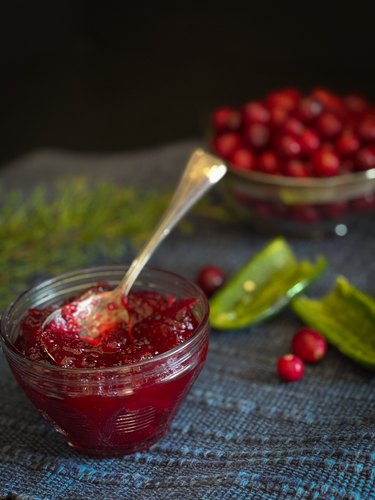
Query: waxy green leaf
210,238,326,330
292,276,375,371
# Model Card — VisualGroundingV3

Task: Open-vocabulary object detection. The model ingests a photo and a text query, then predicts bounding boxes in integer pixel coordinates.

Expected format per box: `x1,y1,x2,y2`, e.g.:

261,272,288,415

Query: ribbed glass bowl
0,266,210,456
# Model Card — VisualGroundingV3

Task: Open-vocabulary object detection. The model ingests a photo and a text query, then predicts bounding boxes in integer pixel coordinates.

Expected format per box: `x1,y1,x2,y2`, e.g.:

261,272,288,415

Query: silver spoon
43,149,227,340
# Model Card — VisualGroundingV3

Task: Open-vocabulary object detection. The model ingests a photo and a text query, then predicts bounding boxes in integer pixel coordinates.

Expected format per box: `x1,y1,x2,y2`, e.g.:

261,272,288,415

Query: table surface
1,141,374,500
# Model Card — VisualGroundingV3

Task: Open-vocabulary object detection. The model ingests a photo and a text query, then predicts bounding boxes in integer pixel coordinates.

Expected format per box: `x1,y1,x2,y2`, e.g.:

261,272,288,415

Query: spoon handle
119,149,227,296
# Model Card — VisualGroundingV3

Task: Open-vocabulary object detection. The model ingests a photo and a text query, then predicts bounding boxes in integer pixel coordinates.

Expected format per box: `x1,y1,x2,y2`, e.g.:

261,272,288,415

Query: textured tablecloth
1,141,374,499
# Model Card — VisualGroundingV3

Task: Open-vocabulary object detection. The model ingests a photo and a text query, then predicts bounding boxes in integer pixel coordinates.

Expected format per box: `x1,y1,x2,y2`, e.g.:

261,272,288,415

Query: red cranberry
233,191,251,206
336,130,360,157
289,204,320,224
267,88,301,111
257,151,281,175
212,107,242,132
242,101,270,125
355,146,375,171
295,97,323,123
269,105,289,128
212,132,242,158
282,117,305,137
277,354,304,382
316,112,344,139
344,94,369,115
243,123,270,149
271,201,288,217
229,147,256,171
357,116,375,142
196,266,225,297
253,200,275,219
291,327,327,363
276,134,302,159
312,88,345,115
312,149,341,176
300,129,321,155
283,159,311,177
320,200,348,219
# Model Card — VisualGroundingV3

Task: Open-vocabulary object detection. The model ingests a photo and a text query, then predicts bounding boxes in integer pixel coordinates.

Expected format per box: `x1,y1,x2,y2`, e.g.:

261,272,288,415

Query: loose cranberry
267,88,301,111
277,354,304,382
196,266,225,297
357,116,375,142
336,130,360,157
316,112,344,139
243,123,270,149
212,132,242,158
295,97,323,123
291,327,327,363
282,117,305,137
276,134,302,159
212,107,242,132
283,159,311,177
300,129,321,155
242,101,270,125
229,147,256,172
312,149,341,176
344,94,369,115
355,146,375,171
257,151,281,175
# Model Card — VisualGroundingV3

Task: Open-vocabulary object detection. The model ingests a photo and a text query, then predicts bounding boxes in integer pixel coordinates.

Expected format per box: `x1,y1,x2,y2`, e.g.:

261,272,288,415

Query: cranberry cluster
212,88,375,177
277,327,327,382
195,264,328,383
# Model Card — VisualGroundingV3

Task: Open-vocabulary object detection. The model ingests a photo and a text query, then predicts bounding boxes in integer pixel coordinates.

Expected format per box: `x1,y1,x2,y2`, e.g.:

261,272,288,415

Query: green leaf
209,238,326,330
292,276,375,371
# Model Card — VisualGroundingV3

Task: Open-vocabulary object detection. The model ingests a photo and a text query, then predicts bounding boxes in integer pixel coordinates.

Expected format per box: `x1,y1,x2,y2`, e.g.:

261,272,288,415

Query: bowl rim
0,265,210,374
227,165,375,188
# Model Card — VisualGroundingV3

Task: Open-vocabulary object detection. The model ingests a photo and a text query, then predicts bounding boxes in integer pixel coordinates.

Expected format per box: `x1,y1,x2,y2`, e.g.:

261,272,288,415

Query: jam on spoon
42,149,227,345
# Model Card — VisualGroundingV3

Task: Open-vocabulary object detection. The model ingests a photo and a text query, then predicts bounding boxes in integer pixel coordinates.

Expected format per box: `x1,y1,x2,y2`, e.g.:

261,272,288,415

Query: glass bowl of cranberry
0,266,209,456
211,88,375,237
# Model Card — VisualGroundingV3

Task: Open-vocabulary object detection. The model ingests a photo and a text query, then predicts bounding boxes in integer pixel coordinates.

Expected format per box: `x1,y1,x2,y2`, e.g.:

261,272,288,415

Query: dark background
1,1,375,167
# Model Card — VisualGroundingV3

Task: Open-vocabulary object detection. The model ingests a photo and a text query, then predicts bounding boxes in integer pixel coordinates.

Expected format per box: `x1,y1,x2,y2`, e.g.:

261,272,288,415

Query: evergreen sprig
0,177,229,311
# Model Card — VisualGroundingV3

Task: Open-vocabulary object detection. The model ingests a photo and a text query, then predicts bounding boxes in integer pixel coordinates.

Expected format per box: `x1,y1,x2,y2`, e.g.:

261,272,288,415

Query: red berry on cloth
277,354,304,382
196,266,225,297
291,327,327,363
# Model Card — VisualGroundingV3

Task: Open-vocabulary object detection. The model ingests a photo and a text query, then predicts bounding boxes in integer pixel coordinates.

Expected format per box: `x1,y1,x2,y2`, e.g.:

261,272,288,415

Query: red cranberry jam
15,287,199,368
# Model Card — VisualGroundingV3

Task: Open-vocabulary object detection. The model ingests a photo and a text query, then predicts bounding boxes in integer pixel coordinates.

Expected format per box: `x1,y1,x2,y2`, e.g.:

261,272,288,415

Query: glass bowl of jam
0,266,209,456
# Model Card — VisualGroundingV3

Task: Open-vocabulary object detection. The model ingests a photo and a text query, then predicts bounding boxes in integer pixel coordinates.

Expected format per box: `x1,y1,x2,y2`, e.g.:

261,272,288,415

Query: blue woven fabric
1,141,375,499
